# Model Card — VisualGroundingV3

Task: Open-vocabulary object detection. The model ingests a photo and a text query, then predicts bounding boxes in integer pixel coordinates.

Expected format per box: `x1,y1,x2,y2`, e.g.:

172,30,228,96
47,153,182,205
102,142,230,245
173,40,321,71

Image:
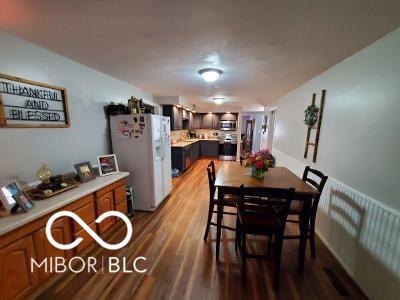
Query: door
161,116,172,198
33,217,73,281
267,110,277,149
213,113,221,129
96,191,115,233
202,113,214,129
151,115,164,207
193,114,202,129
0,236,39,300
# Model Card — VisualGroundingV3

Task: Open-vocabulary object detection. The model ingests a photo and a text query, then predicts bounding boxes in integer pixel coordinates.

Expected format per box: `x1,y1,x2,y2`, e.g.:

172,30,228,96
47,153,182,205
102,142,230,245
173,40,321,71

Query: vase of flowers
244,149,271,179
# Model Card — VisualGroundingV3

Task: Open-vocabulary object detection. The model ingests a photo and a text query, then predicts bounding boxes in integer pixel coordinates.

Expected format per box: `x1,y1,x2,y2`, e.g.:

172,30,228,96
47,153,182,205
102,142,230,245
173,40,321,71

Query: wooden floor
35,159,366,300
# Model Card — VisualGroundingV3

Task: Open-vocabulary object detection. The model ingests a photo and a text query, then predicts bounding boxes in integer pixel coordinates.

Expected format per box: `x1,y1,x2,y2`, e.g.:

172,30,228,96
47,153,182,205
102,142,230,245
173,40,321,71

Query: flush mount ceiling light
213,97,224,105
199,68,223,82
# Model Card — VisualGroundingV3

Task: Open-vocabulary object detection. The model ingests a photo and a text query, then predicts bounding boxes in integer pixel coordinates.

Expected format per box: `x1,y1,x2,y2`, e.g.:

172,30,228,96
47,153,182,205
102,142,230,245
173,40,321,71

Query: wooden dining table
214,163,319,273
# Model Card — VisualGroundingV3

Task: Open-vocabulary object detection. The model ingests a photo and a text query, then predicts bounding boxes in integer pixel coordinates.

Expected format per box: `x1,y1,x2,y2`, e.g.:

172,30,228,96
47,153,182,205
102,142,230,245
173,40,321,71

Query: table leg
216,189,223,261
298,199,311,273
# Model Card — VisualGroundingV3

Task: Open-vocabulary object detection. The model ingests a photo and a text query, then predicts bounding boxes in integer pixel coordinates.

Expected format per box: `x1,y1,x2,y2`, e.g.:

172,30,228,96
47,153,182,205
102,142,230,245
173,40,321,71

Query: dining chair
203,161,237,241
236,185,295,291
285,166,328,258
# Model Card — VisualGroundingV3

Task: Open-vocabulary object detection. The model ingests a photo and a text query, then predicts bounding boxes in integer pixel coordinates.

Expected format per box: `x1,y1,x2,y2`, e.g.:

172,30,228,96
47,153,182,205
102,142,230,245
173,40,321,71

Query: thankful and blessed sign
0,73,70,128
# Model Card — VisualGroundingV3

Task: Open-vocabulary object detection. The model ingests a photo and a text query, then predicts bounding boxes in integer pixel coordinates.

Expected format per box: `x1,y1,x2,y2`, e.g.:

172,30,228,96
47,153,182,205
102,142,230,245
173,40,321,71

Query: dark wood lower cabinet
172,140,219,172
0,178,128,300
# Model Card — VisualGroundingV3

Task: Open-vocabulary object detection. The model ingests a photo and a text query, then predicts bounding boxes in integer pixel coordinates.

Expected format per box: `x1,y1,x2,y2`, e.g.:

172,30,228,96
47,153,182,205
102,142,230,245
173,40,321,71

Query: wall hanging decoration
0,73,70,128
304,90,326,163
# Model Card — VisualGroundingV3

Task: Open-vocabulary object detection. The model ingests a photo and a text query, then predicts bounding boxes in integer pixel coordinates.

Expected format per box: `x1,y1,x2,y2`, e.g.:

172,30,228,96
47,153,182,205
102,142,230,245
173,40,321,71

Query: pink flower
256,160,263,169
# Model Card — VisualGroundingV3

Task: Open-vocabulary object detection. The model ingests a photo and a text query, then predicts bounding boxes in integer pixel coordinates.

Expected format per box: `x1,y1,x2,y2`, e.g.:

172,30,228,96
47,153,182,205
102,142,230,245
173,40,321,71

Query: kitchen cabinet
0,236,39,300
213,113,221,129
182,109,189,120
193,113,202,129
163,105,183,130
172,147,185,172
95,191,116,234
0,178,128,300
189,112,194,130
33,217,73,280
220,113,238,121
200,140,219,157
192,141,200,161
201,113,214,129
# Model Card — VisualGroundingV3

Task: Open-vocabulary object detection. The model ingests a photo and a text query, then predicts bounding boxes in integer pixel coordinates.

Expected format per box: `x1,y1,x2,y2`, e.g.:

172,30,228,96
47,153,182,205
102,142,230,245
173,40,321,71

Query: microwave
219,120,237,131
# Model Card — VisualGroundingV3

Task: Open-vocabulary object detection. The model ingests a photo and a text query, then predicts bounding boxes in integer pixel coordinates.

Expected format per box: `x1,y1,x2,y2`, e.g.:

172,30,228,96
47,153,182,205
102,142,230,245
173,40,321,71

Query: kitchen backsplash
171,130,189,141
170,129,222,141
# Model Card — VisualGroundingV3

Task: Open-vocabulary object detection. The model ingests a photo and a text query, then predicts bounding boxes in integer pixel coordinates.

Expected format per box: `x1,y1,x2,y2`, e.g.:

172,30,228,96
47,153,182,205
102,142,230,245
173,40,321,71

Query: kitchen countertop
171,138,219,148
0,172,129,237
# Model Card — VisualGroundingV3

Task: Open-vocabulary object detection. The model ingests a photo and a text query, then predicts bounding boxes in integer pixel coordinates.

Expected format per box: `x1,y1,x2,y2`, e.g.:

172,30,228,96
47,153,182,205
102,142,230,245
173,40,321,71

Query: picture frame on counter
0,178,23,211
12,191,34,212
74,161,97,183
97,154,119,176
0,73,70,128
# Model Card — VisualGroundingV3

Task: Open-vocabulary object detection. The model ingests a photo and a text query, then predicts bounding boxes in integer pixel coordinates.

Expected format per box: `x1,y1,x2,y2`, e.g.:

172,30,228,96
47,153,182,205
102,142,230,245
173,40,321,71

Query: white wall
272,27,400,299
0,30,159,184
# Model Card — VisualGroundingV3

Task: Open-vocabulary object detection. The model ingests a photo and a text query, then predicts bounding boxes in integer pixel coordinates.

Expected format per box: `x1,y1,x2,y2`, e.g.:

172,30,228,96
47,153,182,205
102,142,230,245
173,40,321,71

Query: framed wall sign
0,73,70,128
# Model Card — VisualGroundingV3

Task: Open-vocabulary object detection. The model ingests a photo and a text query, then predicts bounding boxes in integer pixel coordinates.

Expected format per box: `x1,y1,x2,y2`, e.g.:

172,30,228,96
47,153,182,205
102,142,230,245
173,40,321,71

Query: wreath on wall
304,104,319,127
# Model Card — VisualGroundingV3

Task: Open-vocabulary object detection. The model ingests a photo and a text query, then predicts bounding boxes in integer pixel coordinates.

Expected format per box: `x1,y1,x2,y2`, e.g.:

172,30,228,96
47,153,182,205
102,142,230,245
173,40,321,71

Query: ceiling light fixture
199,68,223,82
213,97,224,105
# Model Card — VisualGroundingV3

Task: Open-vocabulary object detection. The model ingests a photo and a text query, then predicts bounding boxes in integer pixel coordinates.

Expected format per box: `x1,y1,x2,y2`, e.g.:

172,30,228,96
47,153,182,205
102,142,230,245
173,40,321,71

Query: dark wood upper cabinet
193,113,202,129
201,113,214,129
189,112,194,130
163,105,183,130
220,113,238,121
213,113,221,129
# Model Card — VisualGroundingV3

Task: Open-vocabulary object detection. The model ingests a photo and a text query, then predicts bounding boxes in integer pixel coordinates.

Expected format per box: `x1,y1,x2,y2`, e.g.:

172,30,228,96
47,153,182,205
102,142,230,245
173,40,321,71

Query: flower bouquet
244,149,271,179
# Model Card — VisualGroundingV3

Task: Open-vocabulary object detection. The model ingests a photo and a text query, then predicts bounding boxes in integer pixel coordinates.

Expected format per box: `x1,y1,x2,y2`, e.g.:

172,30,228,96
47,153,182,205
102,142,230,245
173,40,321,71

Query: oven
219,120,237,131
219,134,238,161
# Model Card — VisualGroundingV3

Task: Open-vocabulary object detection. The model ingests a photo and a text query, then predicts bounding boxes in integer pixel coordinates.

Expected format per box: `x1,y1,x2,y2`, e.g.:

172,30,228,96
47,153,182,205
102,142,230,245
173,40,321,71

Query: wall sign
0,73,70,128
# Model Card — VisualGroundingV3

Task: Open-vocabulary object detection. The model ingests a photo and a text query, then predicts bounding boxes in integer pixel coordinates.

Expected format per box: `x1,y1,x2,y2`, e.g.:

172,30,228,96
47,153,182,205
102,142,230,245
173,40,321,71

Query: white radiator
273,148,400,300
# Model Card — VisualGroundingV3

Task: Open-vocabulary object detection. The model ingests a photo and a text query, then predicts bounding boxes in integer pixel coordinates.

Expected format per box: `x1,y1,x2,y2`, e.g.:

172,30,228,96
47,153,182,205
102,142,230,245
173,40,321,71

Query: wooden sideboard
0,177,128,300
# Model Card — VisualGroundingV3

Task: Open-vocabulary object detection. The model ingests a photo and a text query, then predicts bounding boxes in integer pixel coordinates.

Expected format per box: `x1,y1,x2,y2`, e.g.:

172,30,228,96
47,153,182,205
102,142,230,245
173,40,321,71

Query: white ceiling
1,0,400,110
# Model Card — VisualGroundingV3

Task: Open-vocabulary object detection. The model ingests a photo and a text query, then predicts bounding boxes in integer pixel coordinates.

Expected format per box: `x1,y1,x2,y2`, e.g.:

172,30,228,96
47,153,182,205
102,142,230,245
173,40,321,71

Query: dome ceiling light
199,68,223,82
213,97,224,105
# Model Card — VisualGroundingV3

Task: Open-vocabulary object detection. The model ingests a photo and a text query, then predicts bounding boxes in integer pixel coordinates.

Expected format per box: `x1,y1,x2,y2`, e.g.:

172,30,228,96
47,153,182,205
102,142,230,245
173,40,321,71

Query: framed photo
74,161,96,183
97,154,119,176
13,191,34,212
0,178,23,210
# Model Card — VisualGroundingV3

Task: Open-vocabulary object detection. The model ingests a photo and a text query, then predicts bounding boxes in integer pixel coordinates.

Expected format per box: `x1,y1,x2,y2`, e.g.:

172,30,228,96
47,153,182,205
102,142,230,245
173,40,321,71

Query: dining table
214,163,319,273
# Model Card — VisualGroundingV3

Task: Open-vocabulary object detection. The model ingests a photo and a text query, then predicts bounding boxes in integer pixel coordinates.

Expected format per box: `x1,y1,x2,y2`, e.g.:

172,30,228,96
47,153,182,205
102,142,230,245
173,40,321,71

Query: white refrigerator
110,114,172,211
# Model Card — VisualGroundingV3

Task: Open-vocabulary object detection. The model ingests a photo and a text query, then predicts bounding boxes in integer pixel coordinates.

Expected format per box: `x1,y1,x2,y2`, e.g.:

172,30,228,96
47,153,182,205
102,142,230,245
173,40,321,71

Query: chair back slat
302,166,328,217
238,185,295,232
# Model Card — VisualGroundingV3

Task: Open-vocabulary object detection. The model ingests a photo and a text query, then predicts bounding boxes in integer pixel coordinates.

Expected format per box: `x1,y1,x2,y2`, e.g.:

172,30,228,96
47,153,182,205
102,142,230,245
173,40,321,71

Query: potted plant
244,149,271,179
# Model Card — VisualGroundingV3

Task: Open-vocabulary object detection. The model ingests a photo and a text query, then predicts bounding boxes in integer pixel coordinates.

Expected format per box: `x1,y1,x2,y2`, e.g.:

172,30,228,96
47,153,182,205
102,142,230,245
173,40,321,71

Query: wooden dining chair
203,161,237,241
236,185,295,291
285,166,328,258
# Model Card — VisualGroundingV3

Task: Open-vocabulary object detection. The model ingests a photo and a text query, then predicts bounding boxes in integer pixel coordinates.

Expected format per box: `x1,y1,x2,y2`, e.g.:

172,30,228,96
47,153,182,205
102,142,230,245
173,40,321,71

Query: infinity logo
46,211,133,250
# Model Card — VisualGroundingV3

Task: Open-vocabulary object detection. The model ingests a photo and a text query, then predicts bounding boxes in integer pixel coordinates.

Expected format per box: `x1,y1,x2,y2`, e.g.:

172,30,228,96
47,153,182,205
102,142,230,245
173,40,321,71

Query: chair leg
203,203,214,241
267,234,273,256
273,235,284,292
241,231,247,272
309,216,316,258
235,218,241,250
